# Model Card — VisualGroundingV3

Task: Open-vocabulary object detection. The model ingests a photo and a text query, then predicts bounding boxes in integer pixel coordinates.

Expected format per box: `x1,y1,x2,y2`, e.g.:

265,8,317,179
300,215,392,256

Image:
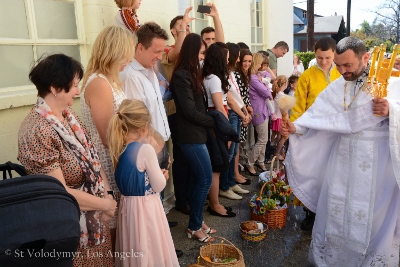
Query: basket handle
269,156,280,179
207,236,240,251
259,180,274,197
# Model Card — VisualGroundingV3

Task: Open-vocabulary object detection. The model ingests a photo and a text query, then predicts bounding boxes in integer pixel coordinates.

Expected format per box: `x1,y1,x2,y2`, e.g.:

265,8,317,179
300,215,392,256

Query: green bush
295,51,315,69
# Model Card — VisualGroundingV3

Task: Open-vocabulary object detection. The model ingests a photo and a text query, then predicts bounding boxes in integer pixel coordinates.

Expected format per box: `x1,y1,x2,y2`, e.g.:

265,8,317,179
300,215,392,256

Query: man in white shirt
121,22,170,141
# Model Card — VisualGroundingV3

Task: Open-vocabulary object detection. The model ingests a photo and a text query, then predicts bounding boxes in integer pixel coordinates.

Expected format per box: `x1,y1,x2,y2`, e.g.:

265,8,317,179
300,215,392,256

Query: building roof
294,13,304,25
295,15,343,34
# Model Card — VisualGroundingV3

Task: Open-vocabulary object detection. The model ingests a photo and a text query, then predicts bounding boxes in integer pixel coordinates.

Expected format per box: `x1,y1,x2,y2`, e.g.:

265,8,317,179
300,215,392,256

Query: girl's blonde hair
250,52,264,74
272,75,287,99
107,99,152,169
82,26,136,90
114,0,136,9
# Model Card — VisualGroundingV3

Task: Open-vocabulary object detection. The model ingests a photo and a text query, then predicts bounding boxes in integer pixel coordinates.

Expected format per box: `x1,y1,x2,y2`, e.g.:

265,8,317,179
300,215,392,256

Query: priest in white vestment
283,36,400,266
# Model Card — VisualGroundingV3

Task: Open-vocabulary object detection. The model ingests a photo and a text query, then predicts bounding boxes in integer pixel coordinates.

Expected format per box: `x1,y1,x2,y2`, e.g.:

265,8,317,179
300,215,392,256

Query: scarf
120,9,141,34
35,97,105,248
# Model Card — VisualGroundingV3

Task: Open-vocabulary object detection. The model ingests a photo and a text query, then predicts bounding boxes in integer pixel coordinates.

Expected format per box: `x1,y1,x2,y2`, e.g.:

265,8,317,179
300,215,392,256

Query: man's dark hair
336,36,367,59
273,41,289,52
200,26,215,37
258,50,269,58
29,53,83,98
170,15,183,30
137,22,169,49
314,37,337,52
237,42,249,50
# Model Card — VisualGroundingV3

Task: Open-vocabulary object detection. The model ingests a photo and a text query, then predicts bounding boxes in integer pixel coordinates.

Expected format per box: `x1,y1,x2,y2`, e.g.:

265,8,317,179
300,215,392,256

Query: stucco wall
213,0,251,45
264,0,294,77
0,0,293,167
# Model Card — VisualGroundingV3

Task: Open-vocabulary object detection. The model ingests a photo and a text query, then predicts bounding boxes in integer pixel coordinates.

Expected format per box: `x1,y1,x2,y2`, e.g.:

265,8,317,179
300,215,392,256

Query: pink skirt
115,194,179,267
271,118,282,131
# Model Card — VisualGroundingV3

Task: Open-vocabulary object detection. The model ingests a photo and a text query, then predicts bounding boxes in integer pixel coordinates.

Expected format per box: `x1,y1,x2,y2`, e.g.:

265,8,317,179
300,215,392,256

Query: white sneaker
230,184,249,194
219,189,243,200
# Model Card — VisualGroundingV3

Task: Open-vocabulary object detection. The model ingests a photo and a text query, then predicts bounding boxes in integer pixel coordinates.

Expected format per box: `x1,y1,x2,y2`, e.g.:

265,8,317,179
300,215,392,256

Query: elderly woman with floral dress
18,54,116,267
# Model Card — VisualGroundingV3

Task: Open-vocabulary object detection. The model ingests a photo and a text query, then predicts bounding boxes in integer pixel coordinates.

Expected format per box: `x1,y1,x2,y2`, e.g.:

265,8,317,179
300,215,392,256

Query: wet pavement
166,172,313,267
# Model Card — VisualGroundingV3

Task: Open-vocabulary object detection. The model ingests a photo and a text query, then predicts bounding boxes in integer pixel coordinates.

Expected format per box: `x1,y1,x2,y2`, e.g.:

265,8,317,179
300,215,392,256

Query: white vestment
286,75,400,266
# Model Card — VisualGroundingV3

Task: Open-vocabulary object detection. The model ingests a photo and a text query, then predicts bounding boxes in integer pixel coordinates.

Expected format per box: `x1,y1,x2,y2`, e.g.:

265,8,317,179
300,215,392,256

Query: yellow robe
290,65,341,122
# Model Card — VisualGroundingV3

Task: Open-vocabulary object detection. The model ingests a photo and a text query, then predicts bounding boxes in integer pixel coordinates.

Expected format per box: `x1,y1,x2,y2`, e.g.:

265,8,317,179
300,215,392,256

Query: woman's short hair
82,26,136,89
29,53,83,98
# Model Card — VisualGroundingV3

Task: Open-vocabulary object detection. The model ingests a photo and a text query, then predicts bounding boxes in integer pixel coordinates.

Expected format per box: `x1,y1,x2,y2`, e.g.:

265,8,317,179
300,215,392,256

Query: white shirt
203,74,228,107
120,59,171,141
227,71,244,110
308,58,317,67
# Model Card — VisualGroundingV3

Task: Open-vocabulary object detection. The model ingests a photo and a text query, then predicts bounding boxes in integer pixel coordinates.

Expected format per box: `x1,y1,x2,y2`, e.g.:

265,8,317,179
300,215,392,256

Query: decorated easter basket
239,220,268,243
250,156,288,229
199,236,245,267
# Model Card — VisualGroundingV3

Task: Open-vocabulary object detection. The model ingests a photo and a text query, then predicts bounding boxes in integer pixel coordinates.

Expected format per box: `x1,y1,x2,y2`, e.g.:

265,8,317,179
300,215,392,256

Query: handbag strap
0,161,28,179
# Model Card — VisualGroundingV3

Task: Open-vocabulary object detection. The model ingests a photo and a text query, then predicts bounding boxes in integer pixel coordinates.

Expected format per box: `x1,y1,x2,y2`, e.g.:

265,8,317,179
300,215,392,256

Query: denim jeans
220,110,241,191
179,143,213,231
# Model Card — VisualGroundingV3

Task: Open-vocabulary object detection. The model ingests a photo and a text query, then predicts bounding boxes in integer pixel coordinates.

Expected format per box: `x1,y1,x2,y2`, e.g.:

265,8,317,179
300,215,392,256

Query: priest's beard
342,61,366,81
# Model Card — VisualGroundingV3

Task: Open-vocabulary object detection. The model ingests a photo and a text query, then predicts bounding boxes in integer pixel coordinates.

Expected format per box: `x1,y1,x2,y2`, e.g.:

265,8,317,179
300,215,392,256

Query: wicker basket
199,236,245,267
250,156,288,229
267,206,287,229
240,221,268,243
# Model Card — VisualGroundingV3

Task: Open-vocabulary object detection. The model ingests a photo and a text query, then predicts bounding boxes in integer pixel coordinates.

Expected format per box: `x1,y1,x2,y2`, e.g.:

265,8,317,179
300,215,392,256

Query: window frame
0,0,86,109
250,0,264,52
190,0,211,35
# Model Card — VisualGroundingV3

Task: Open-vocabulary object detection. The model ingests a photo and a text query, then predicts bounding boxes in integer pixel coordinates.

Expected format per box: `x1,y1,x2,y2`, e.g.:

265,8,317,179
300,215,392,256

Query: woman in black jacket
170,33,215,243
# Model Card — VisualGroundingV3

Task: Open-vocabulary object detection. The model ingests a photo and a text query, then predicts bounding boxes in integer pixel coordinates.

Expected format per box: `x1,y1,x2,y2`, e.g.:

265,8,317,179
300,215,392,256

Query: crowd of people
15,0,400,266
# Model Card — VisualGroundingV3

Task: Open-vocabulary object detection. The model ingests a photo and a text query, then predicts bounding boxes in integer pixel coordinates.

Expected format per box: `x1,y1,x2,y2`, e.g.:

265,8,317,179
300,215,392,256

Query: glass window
196,20,208,35
34,0,78,40
0,0,82,90
0,46,34,88
250,0,263,51
0,0,29,39
37,45,80,62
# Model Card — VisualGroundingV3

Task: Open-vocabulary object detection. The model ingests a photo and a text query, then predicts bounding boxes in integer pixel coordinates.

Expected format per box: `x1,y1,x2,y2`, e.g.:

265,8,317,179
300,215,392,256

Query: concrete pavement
166,173,313,267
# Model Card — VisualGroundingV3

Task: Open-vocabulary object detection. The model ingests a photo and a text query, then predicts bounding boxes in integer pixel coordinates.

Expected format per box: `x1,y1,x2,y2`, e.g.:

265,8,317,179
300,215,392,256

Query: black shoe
208,207,236,217
207,205,232,213
175,249,183,258
301,210,315,231
175,204,190,215
168,221,178,228
235,179,251,185
243,165,259,176
254,163,267,172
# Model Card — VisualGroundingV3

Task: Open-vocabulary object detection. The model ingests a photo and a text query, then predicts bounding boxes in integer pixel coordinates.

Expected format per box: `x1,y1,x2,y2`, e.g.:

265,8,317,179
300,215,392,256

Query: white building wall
264,0,294,77
213,0,251,45
0,0,293,167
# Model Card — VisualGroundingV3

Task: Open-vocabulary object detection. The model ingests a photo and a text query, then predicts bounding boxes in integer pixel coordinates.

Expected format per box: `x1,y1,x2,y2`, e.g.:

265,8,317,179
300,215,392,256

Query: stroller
0,162,80,267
